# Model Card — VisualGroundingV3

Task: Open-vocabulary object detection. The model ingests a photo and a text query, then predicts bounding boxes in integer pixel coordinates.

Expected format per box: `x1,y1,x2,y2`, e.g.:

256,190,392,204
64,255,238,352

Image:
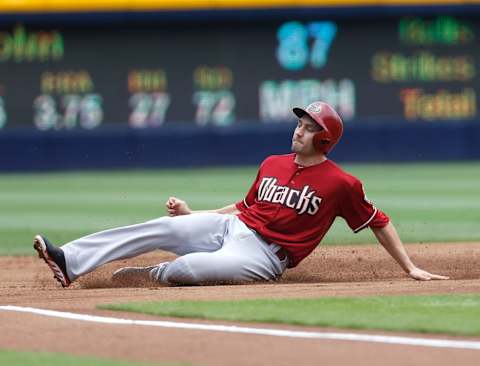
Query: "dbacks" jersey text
257,177,322,215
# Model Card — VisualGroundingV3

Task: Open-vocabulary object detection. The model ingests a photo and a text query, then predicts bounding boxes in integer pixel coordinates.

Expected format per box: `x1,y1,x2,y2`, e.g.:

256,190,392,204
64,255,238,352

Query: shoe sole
111,267,157,284
33,235,71,288
112,267,153,278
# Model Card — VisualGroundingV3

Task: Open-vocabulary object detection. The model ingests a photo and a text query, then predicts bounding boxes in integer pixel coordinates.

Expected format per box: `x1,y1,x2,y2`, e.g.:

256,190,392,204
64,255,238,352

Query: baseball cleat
112,265,157,283
33,235,71,288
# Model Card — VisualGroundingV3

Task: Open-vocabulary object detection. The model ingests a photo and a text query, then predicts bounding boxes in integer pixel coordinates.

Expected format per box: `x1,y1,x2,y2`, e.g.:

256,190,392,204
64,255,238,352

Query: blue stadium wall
1,122,480,171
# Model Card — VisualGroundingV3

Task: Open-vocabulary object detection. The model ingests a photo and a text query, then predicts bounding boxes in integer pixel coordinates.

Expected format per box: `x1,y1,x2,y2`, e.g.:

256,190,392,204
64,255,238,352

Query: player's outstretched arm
165,196,239,217
371,222,449,281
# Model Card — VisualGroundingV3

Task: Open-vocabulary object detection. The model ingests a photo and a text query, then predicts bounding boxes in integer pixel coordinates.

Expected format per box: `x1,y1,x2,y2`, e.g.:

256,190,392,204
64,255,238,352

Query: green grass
1,162,479,255
100,294,480,336
0,349,189,366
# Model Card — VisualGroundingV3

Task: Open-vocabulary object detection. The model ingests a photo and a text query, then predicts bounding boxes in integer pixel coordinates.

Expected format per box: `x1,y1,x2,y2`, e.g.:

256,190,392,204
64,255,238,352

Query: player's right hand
408,267,450,281
165,196,192,216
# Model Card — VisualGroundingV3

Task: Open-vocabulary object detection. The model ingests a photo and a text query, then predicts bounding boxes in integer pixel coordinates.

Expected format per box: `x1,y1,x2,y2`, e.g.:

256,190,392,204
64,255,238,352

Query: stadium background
1,2,480,366
0,0,479,170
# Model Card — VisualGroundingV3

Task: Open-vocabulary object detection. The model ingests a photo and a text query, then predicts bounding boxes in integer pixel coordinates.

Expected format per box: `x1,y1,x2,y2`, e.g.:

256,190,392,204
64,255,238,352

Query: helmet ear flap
313,130,332,153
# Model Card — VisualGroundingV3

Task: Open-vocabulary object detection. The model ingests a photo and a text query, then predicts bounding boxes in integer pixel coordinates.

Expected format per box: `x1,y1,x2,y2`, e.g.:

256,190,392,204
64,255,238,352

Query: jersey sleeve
339,178,390,233
235,162,263,212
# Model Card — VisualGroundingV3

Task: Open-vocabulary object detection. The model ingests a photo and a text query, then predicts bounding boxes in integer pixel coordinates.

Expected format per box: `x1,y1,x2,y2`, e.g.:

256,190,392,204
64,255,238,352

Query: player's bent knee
162,258,200,285
162,254,268,285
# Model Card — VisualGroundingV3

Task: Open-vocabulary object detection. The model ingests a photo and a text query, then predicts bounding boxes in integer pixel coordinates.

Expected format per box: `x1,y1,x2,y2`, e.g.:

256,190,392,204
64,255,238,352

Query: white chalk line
1,305,480,351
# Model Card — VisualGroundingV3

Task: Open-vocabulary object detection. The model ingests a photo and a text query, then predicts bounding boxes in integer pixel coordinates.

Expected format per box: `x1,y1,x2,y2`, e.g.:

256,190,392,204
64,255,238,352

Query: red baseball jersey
236,154,389,267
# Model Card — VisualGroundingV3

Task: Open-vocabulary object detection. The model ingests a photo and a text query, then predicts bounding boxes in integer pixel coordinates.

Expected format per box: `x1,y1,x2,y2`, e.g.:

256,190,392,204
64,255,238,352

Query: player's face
291,116,322,155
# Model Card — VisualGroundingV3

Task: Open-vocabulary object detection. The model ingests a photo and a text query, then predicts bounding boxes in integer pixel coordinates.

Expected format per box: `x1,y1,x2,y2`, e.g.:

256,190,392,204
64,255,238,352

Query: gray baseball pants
61,213,288,285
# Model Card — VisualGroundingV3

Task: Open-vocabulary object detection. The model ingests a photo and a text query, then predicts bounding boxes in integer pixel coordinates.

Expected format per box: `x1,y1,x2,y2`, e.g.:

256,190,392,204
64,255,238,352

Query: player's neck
294,153,327,167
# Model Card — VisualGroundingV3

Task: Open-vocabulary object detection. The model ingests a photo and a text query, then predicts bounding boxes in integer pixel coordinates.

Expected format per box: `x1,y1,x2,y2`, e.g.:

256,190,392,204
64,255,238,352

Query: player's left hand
408,267,449,281
166,196,192,216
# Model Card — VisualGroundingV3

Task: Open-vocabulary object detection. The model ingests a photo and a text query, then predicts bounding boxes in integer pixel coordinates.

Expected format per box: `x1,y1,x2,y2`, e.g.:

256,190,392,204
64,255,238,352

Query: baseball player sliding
34,101,449,287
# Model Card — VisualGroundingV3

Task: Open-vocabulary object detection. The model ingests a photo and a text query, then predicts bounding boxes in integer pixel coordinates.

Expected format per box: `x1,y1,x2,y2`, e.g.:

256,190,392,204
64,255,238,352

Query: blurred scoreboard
0,15,478,131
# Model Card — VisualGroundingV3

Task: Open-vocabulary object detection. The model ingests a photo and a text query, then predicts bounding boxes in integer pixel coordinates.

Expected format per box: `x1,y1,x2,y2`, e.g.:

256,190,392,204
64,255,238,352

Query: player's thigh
147,213,230,254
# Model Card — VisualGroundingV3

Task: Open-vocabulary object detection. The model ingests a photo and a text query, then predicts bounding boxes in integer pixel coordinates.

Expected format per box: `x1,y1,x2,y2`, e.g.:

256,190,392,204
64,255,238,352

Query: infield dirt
1,243,480,366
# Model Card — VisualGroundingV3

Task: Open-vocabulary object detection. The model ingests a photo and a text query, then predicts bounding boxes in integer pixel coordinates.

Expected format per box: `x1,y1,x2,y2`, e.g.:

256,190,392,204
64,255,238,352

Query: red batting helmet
293,101,343,154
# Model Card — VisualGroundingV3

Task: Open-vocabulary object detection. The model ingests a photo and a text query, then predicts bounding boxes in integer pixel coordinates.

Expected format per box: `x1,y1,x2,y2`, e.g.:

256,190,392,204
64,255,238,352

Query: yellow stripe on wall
1,0,479,13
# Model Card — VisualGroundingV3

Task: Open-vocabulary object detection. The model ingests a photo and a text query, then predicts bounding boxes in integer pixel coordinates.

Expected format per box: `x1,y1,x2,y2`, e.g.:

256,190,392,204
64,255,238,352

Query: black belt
274,246,289,261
